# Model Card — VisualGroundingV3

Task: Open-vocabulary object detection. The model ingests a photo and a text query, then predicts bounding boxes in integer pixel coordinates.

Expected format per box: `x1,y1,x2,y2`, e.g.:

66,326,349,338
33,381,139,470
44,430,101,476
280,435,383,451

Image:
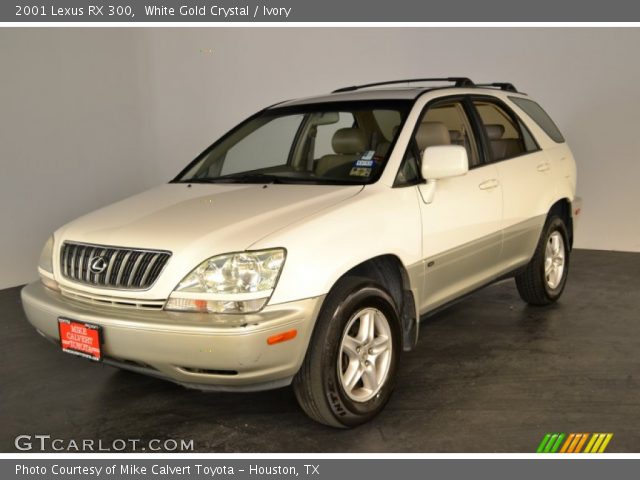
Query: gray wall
1,28,639,289
0,29,154,289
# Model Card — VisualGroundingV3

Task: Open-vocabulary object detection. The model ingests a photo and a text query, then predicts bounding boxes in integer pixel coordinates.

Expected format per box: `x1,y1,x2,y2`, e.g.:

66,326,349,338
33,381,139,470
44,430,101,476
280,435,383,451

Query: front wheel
515,215,570,305
293,276,401,428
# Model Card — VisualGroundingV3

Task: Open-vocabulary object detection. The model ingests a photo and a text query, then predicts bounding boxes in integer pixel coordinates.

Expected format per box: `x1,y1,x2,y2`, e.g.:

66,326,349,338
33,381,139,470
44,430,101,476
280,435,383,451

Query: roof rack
331,78,520,94
474,82,518,93
332,77,475,93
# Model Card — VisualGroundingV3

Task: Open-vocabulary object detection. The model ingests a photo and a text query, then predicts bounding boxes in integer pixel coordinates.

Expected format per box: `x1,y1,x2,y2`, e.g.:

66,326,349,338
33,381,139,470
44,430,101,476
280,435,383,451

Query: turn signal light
267,329,297,345
40,274,60,292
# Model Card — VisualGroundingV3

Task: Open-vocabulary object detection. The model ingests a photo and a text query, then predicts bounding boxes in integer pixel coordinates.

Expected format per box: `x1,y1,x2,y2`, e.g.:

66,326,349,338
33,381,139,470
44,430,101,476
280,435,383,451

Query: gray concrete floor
1,249,639,452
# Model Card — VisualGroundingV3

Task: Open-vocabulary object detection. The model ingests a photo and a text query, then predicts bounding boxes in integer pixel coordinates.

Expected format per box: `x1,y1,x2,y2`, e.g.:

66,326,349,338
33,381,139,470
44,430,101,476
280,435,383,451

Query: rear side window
473,100,537,161
509,97,565,143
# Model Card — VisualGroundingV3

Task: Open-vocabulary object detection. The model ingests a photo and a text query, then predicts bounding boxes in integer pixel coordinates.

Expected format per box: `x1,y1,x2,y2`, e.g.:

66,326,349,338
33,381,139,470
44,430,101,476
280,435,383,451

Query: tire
293,276,401,428
515,215,570,306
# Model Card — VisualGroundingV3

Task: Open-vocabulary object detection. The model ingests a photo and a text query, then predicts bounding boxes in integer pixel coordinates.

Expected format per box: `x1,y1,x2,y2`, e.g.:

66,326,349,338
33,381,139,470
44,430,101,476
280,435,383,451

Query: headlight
38,235,59,291
165,249,286,314
38,236,54,273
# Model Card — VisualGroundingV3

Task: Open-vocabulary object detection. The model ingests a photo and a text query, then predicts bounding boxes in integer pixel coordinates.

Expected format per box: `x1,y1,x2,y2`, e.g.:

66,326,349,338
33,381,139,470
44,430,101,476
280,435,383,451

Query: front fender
252,185,424,306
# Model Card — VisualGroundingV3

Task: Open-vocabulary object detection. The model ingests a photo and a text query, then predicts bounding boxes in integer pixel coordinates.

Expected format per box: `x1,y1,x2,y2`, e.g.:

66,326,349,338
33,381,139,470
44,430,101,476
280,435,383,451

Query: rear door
471,97,549,271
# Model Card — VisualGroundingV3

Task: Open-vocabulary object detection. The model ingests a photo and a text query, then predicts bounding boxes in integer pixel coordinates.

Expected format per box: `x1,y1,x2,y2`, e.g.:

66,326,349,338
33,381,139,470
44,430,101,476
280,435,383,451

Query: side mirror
421,145,469,181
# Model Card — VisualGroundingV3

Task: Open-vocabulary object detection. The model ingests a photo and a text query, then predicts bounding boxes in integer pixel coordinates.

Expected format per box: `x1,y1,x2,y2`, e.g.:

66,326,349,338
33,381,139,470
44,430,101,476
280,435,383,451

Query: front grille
60,242,171,290
59,285,166,310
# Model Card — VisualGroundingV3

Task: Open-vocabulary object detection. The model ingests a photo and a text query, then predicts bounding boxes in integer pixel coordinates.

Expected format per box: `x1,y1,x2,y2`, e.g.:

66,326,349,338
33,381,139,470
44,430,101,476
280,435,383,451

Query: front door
406,98,504,312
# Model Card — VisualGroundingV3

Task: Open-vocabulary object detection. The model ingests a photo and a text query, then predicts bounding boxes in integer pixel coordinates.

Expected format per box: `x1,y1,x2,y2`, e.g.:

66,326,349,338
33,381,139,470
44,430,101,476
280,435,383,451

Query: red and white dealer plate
57,318,102,361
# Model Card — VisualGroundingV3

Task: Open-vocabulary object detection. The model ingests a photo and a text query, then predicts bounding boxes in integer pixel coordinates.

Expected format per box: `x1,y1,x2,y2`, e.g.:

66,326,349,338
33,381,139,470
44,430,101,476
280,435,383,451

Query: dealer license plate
58,318,103,361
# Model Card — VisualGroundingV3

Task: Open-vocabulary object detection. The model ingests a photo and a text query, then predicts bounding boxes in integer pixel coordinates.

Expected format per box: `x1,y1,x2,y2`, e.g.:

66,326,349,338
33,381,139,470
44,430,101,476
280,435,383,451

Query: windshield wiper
214,172,286,183
176,172,284,184
174,172,366,186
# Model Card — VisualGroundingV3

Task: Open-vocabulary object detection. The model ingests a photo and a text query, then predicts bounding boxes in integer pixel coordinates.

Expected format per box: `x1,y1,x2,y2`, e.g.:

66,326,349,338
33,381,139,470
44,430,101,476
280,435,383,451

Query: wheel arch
548,197,574,249
327,254,420,352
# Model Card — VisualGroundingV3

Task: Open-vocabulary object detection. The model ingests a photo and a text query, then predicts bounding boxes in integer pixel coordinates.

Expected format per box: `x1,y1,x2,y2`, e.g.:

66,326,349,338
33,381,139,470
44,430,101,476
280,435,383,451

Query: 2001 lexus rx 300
22,77,581,427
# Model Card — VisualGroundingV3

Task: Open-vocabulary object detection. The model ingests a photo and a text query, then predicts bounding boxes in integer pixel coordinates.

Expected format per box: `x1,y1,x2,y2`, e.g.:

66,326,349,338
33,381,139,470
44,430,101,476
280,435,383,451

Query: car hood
57,183,363,255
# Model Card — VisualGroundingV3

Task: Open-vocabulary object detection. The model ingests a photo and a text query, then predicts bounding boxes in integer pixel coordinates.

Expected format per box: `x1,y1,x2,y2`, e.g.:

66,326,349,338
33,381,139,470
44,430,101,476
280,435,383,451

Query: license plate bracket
57,318,103,361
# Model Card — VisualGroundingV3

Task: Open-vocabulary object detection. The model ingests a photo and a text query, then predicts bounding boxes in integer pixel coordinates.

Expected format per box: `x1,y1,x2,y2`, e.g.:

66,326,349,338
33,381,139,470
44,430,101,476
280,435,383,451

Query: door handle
478,179,500,190
537,162,551,172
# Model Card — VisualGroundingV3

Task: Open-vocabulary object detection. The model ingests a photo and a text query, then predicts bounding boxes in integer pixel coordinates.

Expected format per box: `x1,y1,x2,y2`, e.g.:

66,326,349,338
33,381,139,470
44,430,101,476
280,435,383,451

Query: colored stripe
560,433,575,453
584,433,598,453
539,432,614,454
598,434,613,453
537,434,552,453
544,434,559,453
574,433,589,453
550,433,566,453
567,434,581,453
591,433,606,453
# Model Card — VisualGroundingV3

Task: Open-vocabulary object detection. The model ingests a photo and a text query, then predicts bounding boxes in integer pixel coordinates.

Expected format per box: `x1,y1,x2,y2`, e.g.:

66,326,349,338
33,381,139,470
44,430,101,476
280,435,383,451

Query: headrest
332,128,367,154
485,124,505,140
415,122,450,151
449,130,463,142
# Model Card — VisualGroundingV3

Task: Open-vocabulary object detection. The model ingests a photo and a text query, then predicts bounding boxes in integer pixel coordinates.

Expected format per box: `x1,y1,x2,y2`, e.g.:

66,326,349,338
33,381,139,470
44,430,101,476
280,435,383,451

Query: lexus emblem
89,256,108,274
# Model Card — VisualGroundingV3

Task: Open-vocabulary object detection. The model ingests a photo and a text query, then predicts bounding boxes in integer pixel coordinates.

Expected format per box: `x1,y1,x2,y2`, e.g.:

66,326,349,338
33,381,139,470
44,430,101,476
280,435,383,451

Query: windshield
173,101,411,185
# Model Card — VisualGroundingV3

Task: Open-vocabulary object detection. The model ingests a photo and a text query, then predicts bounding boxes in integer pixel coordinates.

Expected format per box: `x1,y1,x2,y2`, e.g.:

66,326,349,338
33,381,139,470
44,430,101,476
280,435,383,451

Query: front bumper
21,282,324,392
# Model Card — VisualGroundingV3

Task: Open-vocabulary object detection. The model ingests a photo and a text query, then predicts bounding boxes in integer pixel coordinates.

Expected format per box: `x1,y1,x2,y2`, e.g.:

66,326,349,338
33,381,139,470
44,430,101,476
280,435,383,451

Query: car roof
277,87,428,107
273,85,528,108
274,77,525,107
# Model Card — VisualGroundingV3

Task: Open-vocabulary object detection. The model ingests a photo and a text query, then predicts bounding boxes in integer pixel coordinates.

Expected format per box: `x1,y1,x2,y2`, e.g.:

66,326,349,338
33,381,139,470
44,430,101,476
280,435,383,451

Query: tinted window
419,101,479,167
509,97,565,143
520,119,539,152
395,100,479,186
474,100,536,161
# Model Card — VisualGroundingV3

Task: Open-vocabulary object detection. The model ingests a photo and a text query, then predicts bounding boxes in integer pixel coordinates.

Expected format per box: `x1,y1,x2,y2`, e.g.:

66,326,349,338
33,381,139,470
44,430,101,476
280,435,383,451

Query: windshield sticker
360,150,375,161
354,159,374,168
349,166,372,177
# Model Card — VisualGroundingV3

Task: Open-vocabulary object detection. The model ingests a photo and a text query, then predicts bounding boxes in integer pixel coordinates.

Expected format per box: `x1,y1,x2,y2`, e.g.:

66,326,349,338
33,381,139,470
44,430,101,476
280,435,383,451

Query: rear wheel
293,276,401,428
515,216,570,305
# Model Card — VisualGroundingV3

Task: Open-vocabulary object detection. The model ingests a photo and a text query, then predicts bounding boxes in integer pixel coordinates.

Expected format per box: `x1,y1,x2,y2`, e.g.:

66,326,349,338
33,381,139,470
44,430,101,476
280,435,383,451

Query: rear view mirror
421,145,469,180
314,112,340,125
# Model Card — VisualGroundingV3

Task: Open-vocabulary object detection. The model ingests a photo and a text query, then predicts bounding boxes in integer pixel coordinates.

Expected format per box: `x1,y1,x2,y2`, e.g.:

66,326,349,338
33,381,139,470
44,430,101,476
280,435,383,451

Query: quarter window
509,96,565,143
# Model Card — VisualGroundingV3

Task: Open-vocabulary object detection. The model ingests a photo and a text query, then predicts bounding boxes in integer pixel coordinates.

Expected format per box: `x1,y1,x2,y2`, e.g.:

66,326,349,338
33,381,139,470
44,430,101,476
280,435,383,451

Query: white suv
22,78,581,427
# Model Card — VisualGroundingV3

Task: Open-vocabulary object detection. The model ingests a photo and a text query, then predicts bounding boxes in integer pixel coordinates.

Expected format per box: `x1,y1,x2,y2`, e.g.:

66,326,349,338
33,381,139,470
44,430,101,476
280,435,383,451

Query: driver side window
395,100,479,186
